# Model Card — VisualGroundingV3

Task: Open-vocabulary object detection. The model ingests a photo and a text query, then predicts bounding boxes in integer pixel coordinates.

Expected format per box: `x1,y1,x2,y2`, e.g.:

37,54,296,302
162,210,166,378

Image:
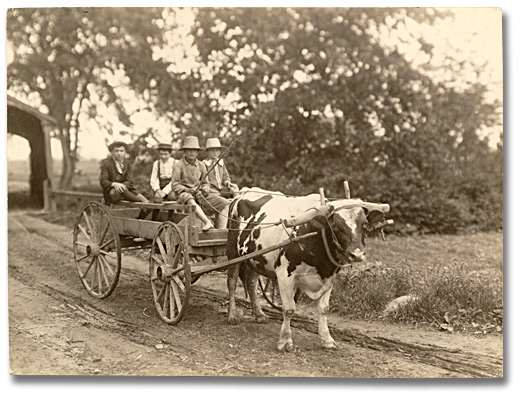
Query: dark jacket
99,157,138,204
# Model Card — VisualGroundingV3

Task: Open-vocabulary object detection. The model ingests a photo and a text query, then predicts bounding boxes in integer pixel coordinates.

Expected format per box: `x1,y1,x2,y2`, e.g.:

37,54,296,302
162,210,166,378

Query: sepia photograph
4,2,508,384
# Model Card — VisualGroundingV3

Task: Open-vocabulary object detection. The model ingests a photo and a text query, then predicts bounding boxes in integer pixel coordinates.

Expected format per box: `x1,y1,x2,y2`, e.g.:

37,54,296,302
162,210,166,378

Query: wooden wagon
73,201,319,324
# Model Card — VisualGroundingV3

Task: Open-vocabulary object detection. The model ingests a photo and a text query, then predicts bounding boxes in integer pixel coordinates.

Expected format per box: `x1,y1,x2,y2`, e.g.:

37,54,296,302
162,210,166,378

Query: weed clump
330,260,502,334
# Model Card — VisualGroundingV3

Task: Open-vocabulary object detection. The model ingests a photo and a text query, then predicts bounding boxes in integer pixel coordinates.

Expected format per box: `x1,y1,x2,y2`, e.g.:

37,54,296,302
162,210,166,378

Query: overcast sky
6,6,503,161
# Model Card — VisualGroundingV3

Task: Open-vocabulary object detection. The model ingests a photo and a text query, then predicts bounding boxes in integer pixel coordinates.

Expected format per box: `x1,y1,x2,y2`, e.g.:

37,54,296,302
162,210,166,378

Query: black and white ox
225,187,390,351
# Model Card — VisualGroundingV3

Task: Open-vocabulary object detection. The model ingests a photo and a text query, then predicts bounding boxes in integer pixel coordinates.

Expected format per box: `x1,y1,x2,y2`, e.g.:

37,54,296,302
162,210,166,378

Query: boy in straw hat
150,142,177,202
203,137,239,198
168,136,230,231
99,141,149,205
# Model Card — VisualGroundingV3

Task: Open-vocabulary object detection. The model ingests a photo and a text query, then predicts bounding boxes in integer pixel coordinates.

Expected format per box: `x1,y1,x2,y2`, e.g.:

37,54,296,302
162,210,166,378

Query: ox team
100,136,388,351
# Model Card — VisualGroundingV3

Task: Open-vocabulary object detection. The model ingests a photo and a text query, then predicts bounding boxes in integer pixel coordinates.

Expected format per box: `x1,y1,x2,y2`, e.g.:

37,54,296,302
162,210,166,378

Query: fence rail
48,188,103,212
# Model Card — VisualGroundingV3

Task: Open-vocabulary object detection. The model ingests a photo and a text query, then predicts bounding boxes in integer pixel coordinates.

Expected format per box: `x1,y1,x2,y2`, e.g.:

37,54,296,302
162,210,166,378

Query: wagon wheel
258,277,302,310
149,222,191,324
73,202,121,298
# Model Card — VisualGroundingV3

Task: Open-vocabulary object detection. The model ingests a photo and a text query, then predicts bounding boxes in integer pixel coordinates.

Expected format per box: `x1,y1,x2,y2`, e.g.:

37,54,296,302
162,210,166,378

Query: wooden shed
7,95,55,209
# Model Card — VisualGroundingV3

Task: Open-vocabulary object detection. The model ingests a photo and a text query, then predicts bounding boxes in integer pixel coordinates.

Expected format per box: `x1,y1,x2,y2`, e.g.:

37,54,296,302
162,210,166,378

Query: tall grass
329,233,503,334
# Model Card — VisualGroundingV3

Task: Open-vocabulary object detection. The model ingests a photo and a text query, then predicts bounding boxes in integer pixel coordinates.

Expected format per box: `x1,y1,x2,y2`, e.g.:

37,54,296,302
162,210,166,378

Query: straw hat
180,136,201,150
156,143,173,151
205,138,222,150
108,141,129,151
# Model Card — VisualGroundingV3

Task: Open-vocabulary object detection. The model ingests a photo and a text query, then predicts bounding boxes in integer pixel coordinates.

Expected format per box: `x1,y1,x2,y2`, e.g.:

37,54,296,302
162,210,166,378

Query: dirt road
7,211,502,377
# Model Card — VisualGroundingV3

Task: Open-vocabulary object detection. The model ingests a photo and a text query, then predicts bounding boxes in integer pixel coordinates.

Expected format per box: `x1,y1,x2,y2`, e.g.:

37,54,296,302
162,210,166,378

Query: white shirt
150,158,176,195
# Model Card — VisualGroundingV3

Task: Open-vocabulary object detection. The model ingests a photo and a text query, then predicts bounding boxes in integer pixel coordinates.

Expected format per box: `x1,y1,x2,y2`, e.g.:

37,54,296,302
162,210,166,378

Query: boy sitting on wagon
167,136,230,231
202,137,239,199
150,142,177,202
99,141,149,205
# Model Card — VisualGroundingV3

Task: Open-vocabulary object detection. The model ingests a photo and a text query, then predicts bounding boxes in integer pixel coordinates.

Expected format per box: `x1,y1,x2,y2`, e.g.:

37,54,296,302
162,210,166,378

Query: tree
157,7,502,232
7,8,170,188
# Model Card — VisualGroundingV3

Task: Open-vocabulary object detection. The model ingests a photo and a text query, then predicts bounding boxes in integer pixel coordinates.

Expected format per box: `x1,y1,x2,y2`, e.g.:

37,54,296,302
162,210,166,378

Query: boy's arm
123,162,135,189
150,161,160,192
171,162,190,194
222,162,232,187
99,160,113,190
199,164,211,194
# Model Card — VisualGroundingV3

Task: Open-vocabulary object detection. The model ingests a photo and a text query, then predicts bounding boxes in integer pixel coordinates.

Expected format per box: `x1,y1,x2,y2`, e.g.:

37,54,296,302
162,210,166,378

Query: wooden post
41,121,54,211
319,187,325,205
43,179,50,212
343,181,351,199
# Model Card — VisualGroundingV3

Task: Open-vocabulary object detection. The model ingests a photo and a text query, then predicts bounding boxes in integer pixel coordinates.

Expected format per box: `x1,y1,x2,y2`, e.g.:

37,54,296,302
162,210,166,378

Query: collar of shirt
113,157,125,171
159,157,174,167
182,157,198,167
203,158,224,167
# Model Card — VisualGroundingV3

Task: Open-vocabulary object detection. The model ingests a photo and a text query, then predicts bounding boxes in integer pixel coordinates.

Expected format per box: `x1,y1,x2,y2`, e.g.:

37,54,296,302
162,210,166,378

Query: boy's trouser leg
122,190,149,203
199,194,231,228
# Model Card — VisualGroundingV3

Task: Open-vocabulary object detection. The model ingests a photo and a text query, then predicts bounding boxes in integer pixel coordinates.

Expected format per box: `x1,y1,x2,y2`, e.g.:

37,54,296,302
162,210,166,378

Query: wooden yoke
283,200,391,228
282,183,391,229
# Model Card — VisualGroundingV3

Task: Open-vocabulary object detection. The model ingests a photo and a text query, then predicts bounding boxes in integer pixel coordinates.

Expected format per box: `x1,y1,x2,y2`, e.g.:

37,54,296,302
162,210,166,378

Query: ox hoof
322,341,338,350
277,342,295,353
227,316,240,325
255,315,268,324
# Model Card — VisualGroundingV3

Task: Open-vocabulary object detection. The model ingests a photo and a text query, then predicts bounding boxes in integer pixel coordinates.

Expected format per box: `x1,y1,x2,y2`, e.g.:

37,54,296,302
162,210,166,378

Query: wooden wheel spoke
82,212,95,242
75,241,88,248
98,255,110,287
170,282,182,318
99,254,115,277
81,256,96,279
172,245,183,268
172,275,186,293
156,238,168,264
90,257,99,292
99,238,115,250
156,282,167,301
77,253,90,263
151,253,164,266
77,224,92,241
162,284,170,317
164,228,172,257
99,250,116,260
170,282,182,314
98,222,110,245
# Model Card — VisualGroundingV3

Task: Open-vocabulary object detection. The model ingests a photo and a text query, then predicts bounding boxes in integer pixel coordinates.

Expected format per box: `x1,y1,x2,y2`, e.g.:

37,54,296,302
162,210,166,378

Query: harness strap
321,229,348,268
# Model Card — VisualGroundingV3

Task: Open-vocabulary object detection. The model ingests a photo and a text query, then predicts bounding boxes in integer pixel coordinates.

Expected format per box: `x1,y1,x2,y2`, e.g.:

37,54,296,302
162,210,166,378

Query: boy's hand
201,186,211,196
154,190,164,199
112,182,127,193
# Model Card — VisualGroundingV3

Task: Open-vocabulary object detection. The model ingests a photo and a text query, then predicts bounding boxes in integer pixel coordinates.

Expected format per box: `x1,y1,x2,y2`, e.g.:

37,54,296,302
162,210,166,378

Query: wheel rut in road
11,213,503,378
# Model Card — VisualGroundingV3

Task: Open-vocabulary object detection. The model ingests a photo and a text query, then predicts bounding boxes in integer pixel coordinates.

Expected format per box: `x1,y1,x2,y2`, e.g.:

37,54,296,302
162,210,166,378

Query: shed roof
7,95,56,125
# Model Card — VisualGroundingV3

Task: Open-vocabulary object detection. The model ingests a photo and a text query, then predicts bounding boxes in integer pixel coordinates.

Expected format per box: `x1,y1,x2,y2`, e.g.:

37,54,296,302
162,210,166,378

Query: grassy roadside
330,232,503,336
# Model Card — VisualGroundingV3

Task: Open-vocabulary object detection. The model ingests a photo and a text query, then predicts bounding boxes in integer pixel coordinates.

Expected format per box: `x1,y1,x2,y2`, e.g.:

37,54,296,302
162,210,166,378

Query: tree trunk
58,131,76,190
